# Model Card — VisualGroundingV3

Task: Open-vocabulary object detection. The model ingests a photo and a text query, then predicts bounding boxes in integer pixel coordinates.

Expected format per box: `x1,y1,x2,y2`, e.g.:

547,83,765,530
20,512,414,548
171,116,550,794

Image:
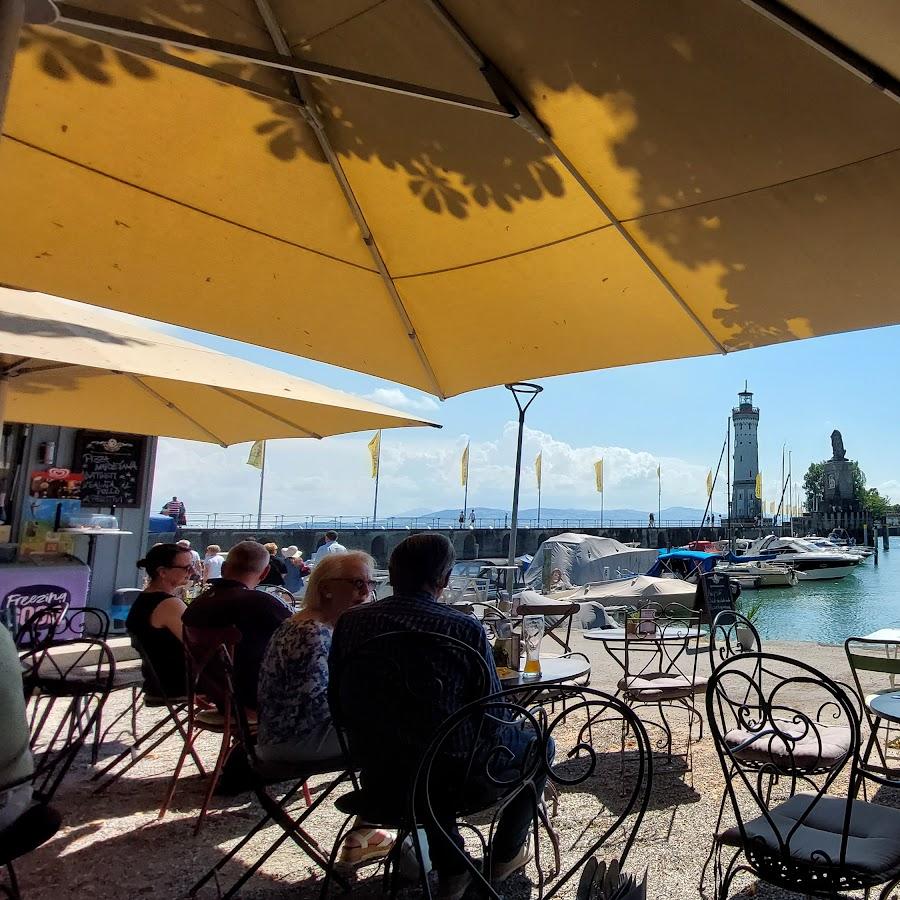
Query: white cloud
364,387,440,413
876,479,900,499
152,422,713,521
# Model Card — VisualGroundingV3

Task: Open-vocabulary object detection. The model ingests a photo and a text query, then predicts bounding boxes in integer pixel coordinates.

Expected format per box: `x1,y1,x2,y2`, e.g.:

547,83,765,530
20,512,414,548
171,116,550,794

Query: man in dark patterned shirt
329,534,541,899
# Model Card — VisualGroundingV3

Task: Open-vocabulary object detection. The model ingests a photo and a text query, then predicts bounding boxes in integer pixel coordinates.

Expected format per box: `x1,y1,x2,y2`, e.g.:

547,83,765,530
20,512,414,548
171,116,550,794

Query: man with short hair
311,530,346,566
182,540,290,710
329,533,541,898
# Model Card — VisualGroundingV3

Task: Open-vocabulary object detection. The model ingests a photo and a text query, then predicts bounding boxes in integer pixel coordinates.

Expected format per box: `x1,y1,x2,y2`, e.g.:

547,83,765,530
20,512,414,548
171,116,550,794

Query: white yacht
749,535,860,580
807,536,875,561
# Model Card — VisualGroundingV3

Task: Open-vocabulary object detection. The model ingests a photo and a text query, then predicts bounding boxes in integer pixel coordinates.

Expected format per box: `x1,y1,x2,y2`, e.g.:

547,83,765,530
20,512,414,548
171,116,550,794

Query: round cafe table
867,691,900,724
498,654,590,689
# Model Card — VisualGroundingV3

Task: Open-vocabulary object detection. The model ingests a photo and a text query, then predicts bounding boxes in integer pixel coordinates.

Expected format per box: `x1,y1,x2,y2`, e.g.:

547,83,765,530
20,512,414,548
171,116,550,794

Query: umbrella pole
0,0,24,138
505,383,542,601
0,375,8,443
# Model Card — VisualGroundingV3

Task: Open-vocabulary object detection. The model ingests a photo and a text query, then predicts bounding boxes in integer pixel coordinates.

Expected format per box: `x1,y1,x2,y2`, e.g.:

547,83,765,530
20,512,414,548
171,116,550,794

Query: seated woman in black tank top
127,543,193,698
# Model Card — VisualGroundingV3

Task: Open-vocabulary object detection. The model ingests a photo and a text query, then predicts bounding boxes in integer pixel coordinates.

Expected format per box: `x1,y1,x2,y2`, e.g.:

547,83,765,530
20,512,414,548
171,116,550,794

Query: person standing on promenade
161,496,187,526
311,531,346,566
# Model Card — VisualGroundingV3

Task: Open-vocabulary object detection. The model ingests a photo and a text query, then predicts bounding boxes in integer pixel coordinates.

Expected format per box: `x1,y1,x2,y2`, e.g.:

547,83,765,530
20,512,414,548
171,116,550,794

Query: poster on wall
19,498,79,559
74,431,147,508
29,467,83,499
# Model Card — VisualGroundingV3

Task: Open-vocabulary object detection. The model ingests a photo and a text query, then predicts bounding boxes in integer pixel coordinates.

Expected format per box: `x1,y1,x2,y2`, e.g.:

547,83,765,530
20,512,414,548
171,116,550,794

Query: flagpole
462,444,469,517
373,431,381,525
657,466,661,529
256,441,266,529
600,487,603,529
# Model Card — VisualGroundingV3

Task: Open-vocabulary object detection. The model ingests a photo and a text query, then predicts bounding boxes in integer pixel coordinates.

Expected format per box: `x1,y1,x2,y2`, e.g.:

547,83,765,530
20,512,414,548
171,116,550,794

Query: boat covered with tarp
523,533,659,591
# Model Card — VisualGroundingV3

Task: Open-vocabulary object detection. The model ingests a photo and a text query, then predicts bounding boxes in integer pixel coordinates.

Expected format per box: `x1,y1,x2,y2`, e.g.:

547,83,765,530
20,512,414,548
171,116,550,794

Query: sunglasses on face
329,577,377,592
166,564,194,572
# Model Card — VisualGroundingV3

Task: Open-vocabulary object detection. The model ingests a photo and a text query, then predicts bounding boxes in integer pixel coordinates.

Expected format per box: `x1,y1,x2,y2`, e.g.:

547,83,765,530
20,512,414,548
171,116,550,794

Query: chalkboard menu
74,431,146,508
697,571,735,625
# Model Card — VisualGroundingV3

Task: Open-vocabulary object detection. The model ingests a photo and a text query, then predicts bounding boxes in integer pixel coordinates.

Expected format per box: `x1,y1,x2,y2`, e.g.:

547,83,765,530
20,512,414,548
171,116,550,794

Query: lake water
744,537,900,643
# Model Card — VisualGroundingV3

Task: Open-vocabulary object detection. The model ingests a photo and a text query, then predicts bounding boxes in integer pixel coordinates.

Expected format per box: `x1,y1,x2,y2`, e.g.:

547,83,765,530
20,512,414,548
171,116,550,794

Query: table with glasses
497,654,590,689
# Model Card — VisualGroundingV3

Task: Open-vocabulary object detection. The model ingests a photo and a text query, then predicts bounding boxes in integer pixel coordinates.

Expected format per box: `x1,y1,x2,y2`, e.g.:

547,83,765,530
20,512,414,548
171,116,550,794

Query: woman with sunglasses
257,550,393,867
126,543,193,698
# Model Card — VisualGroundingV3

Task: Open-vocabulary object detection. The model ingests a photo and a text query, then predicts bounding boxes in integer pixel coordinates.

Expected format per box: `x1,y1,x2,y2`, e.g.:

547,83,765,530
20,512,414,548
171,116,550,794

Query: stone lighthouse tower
732,383,761,521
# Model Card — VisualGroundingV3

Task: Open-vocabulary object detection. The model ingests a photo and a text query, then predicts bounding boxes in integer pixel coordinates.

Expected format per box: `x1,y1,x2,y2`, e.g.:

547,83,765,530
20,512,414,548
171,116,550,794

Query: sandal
337,827,395,867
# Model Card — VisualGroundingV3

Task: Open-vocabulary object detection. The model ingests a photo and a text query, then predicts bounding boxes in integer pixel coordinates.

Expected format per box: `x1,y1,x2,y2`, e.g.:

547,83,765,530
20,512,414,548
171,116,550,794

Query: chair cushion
618,672,708,700
720,793,900,879
0,803,62,864
195,708,227,728
723,719,852,771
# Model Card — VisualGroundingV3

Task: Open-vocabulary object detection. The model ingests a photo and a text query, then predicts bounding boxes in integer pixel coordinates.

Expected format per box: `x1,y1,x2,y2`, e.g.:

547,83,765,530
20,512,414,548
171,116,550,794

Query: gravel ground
13,636,899,899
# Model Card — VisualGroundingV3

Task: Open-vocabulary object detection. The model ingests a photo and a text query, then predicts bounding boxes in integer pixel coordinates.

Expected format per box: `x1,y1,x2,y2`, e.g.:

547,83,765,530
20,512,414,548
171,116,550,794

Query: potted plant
736,598,763,651
626,611,641,636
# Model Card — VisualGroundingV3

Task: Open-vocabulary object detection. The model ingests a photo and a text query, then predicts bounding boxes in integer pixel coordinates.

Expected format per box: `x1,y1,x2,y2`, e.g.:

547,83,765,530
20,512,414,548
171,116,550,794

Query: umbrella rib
53,22,307,111
50,4,512,119
210,386,323,439
424,0,728,357
740,0,900,103
122,373,228,447
251,0,446,399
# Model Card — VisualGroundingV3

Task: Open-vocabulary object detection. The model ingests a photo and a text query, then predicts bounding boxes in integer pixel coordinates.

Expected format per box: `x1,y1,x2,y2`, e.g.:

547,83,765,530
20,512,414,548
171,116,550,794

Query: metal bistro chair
32,607,141,764
258,584,300,612
159,624,243,833
618,601,706,765
706,652,900,899
189,641,352,899
845,636,900,789
516,591,581,655
412,684,652,900
20,635,116,801
92,632,203,793
324,630,493,896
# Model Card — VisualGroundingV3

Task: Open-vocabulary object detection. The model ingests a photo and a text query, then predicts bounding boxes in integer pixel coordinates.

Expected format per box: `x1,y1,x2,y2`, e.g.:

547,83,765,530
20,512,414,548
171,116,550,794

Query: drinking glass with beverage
522,614,544,678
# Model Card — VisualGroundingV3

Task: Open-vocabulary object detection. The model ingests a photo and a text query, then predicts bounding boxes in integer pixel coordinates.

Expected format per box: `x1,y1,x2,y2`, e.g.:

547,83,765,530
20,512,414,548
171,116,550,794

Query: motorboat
714,559,798,588
748,535,860,580
806,535,876,561
524,533,658,591
553,574,697,605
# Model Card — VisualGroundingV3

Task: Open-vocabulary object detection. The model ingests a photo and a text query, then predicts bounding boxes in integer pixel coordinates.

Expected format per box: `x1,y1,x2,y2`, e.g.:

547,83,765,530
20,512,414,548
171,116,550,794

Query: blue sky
152,320,900,519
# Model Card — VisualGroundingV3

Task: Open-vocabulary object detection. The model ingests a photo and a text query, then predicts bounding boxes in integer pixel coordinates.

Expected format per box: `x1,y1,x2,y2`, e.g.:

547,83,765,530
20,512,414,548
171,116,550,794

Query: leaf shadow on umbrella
14,0,900,358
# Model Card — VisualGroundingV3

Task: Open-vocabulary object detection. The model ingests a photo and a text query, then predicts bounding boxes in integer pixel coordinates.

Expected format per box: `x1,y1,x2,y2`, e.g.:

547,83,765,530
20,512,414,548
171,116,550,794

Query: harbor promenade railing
179,513,716,531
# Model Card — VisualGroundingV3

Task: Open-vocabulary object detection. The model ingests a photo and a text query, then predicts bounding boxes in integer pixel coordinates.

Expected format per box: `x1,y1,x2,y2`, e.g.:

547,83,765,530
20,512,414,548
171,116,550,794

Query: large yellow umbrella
0,1,898,399
0,287,438,444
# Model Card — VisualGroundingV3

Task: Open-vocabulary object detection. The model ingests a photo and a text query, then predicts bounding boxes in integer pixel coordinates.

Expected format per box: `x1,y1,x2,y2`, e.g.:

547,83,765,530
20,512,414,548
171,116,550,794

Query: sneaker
435,870,472,900
491,835,534,884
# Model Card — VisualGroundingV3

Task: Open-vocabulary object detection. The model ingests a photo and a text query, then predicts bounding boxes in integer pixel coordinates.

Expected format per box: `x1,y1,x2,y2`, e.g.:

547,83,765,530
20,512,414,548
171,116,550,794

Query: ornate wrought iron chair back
330,630,492,810
622,600,702,683
703,653,900,899
27,636,116,802
619,601,706,758
412,684,653,900
709,610,761,671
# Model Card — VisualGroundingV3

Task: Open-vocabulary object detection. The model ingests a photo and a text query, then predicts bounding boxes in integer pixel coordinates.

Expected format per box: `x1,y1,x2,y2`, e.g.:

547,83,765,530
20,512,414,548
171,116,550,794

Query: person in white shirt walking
203,544,225,581
311,531,347,566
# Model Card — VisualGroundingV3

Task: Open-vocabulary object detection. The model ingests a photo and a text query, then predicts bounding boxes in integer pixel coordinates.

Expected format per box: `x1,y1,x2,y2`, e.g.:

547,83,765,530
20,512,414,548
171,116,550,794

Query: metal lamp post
505,382,542,599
